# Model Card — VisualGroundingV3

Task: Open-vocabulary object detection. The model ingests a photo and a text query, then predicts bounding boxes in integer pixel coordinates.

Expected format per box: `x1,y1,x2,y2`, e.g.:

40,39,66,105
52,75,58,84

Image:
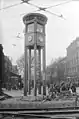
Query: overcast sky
0,0,79,65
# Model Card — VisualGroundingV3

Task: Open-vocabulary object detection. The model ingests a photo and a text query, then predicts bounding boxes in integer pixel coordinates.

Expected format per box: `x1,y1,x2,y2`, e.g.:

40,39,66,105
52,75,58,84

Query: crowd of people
47,81,77,99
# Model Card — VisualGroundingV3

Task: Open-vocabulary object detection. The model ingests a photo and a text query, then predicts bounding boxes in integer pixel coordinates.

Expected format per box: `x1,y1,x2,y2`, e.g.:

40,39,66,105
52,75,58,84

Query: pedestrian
71,84,76,95
69,87,72,94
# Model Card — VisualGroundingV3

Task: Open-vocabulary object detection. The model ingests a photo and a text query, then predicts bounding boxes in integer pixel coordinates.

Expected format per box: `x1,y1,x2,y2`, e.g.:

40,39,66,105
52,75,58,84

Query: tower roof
23,13,47,25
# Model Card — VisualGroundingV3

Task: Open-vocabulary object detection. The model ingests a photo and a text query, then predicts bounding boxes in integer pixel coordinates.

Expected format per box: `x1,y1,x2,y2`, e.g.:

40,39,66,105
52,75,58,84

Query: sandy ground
3,89,24,97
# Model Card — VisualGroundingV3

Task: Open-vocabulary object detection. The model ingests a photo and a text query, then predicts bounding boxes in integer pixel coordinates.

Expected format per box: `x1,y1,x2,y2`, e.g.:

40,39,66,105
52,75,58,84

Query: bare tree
16,54,34,77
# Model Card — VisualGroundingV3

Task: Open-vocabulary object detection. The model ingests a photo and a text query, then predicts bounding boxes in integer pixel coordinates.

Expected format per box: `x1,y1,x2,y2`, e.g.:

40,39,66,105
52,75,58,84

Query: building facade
46,57,66,85
65,37,79,81
57,57,66,82
0,44,4,94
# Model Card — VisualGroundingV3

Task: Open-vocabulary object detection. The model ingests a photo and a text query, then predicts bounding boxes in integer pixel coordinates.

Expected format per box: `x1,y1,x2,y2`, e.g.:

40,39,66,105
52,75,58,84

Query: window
27,23,34,33
37,23,43,33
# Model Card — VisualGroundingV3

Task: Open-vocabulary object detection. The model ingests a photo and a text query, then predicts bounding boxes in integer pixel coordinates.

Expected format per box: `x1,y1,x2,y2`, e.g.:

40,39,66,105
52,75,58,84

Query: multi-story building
65,37,79,81
0,44,4,94
46,57,66,85
57,57,66,80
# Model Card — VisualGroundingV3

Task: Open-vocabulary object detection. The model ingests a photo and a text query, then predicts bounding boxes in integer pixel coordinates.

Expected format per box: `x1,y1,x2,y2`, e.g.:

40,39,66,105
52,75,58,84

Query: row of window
67,57,79,68
27,23,43,33
67,66,79,74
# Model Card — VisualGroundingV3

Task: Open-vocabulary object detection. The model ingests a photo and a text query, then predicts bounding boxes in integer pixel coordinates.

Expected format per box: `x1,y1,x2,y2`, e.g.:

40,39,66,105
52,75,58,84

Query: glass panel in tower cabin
27,23,34,33
37,23,43,33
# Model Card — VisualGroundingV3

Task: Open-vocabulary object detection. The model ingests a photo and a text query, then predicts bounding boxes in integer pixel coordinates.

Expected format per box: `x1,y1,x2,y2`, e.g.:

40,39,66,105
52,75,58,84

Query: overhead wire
43,10,66,20
0,2,23,10
0,0,32,10
28,0,71,9
0,0,71,19
20,0,71,19
0,0,71,11
45,0,71,9
20,8,63,19
26,0,71,19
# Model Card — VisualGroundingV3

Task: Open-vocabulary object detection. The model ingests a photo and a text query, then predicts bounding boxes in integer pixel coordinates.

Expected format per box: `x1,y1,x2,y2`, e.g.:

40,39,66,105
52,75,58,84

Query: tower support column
24,46,28,96
42,45,46,96
28,48,31,95
34,44,37,96
38,48,41,94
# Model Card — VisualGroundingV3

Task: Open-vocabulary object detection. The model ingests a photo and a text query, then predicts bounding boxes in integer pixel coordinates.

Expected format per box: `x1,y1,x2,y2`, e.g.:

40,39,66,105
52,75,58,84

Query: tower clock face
38,35,43,42
28,36,32,42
